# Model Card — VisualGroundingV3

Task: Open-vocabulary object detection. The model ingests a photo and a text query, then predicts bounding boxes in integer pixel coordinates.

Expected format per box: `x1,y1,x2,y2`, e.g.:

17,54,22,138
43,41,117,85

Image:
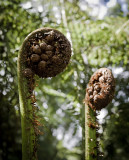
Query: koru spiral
22,28,71,78
86,68,115,110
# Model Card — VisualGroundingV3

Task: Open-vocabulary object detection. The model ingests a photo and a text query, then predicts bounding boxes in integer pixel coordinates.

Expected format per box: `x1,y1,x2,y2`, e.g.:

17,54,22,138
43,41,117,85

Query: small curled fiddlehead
86,68,115,111
85,68,115,160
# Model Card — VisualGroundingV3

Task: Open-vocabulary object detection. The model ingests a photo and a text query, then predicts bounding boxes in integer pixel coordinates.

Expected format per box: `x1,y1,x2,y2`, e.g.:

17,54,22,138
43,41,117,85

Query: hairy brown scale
23,68,33,78
23,28,71,78
86,68,115,110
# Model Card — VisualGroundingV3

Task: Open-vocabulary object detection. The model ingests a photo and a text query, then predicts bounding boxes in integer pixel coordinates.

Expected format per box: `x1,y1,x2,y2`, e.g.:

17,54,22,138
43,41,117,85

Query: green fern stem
85,103,97,160
17,46,37,160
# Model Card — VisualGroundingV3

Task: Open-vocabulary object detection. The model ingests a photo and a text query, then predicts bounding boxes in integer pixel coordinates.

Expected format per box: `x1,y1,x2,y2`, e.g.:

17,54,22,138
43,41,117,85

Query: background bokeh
0,0,129,160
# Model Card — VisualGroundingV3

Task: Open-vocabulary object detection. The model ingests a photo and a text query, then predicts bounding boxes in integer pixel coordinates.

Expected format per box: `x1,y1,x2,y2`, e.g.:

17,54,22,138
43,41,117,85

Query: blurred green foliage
0,0,129,160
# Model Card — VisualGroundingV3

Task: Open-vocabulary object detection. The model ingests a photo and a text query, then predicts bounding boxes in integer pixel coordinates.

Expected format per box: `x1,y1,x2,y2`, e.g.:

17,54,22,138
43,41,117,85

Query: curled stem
18,45,37,160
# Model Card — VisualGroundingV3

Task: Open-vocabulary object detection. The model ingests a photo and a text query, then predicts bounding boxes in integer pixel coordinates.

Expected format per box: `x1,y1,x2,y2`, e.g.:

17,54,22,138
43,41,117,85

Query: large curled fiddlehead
17,28,71,160
85,68,115,160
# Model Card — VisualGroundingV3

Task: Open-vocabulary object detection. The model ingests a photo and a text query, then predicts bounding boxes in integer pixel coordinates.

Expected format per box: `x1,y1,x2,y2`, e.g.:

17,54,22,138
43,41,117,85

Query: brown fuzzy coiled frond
22,28,71,78
86,68,115,110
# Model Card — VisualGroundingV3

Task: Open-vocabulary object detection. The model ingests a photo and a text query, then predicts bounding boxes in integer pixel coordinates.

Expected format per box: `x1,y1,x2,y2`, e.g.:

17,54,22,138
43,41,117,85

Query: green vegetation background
0,0,129,160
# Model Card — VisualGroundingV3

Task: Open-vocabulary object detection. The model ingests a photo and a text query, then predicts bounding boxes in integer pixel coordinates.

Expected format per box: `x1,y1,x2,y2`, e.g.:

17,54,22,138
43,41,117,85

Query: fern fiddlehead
85,68,115,160
17,28,71,160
